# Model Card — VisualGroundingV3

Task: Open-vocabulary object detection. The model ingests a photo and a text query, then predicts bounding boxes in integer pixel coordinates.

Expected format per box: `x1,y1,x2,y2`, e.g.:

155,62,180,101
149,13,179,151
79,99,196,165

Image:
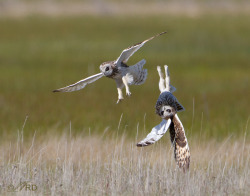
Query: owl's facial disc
159,105,176,119
100,62,113,77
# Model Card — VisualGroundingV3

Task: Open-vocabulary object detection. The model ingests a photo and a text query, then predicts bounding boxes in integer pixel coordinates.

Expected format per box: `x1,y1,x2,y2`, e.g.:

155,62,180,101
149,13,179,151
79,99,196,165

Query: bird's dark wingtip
159,31,167,36
52,89,60,93
136,143,143,147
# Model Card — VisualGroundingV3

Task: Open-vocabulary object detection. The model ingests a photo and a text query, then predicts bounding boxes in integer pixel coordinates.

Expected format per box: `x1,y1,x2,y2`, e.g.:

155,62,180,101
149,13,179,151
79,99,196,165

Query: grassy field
0,12,249,195
0,132,249,195
0,14,249,138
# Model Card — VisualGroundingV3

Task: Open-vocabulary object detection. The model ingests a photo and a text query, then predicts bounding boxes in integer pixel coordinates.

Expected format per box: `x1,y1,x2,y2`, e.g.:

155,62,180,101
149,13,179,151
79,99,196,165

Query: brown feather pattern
169,114,190,172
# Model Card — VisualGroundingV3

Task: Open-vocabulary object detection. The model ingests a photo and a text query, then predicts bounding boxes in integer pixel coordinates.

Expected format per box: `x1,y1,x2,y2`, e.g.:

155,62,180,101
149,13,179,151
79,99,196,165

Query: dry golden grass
0,127,249,195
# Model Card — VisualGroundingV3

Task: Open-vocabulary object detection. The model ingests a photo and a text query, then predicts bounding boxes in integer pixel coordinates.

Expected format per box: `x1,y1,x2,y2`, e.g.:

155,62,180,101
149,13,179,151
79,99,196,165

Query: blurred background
0,0,249,139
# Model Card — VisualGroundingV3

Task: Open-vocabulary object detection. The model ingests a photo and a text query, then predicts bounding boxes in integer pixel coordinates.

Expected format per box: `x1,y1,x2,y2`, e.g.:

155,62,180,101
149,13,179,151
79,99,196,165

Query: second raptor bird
53,32,167,103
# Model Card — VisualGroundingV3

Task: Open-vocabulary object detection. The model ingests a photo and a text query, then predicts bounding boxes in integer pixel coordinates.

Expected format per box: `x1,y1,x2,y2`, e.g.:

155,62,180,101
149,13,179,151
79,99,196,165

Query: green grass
0,15,249,139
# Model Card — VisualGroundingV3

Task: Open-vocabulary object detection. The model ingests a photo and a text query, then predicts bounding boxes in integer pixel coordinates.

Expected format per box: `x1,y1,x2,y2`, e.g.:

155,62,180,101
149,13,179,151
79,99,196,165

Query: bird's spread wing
137,119,171,147
53,73,104,92
169,114,190,171
115,32,167,66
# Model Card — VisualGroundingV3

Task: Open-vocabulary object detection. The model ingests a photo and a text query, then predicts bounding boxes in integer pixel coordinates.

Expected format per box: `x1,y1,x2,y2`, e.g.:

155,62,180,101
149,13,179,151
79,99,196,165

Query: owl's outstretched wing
137,119,171,147
53,73,104,92
169,114,190,172
115,32,167,66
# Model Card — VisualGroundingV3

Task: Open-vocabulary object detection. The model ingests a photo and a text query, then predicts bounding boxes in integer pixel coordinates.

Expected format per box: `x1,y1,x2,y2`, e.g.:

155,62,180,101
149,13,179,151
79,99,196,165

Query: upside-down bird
53,32,167,103
137,65,190,172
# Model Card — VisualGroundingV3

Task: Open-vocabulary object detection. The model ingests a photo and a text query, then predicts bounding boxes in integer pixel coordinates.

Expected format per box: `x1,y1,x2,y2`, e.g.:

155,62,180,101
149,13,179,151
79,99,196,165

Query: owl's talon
126,92,132,97
116,98,123,104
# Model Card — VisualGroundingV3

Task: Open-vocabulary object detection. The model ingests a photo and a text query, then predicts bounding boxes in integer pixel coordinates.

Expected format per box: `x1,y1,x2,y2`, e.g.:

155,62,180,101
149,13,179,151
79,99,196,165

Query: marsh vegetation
0,6,249,195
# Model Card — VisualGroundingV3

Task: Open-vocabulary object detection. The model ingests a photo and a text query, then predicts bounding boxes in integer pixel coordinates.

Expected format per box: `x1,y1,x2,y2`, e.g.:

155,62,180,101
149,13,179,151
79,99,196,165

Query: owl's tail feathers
169,85,176,93
126,59,148,85
176,99,185,112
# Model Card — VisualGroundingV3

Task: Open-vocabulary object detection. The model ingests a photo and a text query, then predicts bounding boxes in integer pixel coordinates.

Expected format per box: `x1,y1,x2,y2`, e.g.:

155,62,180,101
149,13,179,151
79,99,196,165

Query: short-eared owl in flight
53,32,167,103
137,65,190,171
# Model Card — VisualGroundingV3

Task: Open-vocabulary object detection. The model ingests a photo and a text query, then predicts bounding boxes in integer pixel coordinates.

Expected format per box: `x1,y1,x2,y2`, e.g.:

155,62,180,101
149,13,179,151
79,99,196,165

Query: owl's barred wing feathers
136,114,190,171
116,32,167,66
169,114,190,172
137,119,171,147
53,73,104,92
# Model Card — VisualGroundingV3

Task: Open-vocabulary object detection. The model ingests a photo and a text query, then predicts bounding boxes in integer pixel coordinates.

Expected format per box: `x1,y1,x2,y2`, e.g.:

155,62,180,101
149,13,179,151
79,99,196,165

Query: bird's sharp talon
126,92,132,97
116,98,124,104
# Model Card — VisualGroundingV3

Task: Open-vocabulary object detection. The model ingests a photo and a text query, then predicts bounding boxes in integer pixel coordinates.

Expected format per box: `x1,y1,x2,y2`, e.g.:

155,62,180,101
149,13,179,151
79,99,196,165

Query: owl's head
100,61,116,77
158,105,176,119
155,91,185,119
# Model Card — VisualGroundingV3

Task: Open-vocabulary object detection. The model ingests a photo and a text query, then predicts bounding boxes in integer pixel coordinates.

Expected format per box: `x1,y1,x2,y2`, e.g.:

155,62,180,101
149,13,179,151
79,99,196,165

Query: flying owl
53,32,167,103
137,65,190,172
